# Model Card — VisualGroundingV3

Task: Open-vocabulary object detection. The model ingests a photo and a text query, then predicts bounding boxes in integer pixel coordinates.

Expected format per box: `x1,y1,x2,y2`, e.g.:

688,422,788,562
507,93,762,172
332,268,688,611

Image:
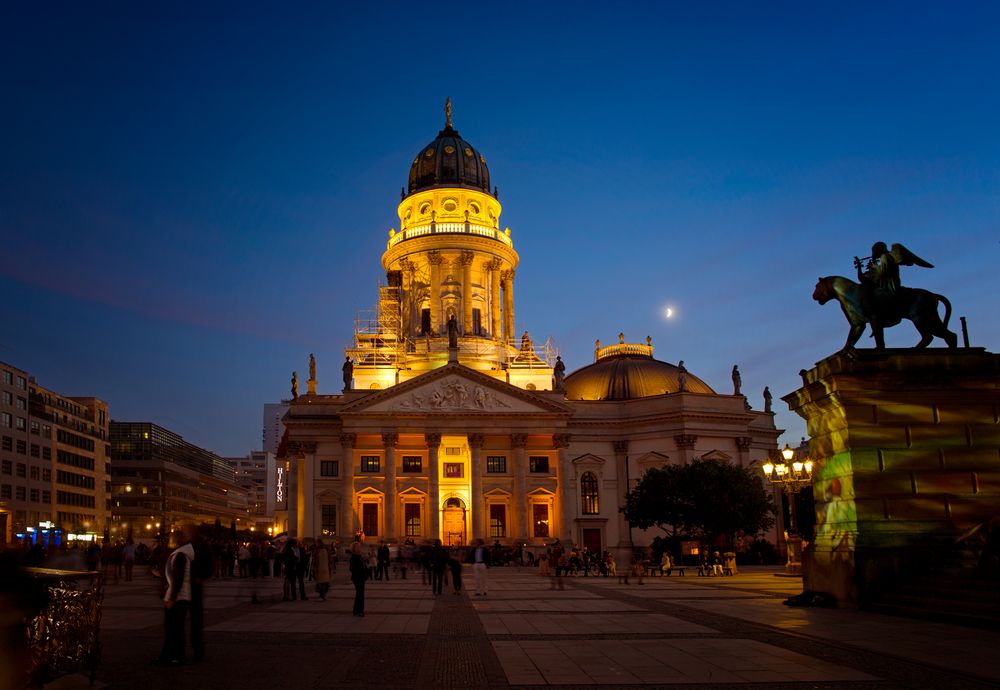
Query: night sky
3,3,998,456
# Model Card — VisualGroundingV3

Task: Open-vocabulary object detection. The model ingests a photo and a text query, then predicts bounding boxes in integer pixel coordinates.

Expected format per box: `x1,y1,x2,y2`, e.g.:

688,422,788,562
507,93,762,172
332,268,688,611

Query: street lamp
762,443,814,575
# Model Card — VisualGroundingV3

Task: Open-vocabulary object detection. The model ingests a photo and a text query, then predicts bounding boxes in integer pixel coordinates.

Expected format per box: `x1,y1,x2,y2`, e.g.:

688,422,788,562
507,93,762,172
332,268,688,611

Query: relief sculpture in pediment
396,378,512,411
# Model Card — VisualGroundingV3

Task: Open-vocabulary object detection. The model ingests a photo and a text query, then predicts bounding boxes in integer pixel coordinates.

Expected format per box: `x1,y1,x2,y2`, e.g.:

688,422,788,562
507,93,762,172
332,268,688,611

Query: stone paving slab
480,612,718,636
472,599,641,612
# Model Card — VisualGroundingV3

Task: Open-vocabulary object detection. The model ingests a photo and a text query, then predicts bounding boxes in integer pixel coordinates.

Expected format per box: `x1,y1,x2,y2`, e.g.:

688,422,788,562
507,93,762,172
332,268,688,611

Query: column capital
467,433,485,449
382,432,399,449
425,432,442,449
339,433,356,449
287,440,316,457
427,250,444,266
553,433,571,449
674,434,698,450
612,439,629,455
459,250,475,266
485,257,503,271
510,433,528,448
500,269,515,282
736,436,753,450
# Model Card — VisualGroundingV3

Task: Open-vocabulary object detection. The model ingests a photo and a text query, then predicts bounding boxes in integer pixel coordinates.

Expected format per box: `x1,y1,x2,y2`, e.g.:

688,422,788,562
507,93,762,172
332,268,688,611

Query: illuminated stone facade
282,107,779,553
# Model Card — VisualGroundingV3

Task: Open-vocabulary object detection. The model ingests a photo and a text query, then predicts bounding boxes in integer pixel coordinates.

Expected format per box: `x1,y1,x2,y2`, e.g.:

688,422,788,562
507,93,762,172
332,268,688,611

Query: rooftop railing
387,222,512,249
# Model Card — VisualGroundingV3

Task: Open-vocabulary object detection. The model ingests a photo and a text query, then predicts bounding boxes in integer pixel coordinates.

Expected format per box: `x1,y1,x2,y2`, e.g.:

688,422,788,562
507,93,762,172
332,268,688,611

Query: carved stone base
784,348,1000,606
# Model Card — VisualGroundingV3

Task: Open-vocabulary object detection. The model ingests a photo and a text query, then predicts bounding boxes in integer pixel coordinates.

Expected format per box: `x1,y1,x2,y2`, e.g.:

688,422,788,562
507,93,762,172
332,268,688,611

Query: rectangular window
320,460,339,477
1,413,10,428
2,371,10,384
486,455,507,473
30,488,39,502
1,436,10,451
16,397,26,410
472,308,482,335
361,455,380,473
445,447,461,456
30,444,39,458
42,447,51,461
16,376,26,390
529,456,550,473
2,391,11,405
361,503,378,536
16,417,25,431
42,424,51,438
404,503,421,537
16,486,25,501
0,484,10,499
444,462,464,478
30,421,39,435
16,463,26,478
42,490,51,504
402,455,422,472
489,504,507,538
321,504,337,536
532,503,550,538
16,440,26,455
42,468,51,481
1,460,10,474
29,466,39,480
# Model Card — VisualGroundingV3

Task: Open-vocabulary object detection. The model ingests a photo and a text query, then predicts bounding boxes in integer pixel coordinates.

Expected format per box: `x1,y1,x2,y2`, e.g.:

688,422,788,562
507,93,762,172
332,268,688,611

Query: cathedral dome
563,342,715,401
407,100,491,197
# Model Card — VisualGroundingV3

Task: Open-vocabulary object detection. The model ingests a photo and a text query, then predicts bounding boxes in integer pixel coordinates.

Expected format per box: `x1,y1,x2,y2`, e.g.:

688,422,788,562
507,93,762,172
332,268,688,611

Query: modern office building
224,450,276,530
262,403,289,456
109,422,250,538
1,360,110,545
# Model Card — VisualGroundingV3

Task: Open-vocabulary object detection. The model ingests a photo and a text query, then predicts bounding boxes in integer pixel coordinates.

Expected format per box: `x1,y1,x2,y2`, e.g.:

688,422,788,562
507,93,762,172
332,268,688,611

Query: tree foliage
621,459,775,546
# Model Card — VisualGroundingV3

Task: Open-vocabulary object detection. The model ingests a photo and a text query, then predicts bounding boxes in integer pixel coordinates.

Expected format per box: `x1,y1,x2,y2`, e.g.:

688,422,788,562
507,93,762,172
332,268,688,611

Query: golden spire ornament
445,96,453,128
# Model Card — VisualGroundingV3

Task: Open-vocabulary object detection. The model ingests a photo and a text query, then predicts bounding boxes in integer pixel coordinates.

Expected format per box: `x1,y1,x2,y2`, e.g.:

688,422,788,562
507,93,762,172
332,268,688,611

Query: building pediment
700,449,732,462
636,451,671,471
338,362,571,415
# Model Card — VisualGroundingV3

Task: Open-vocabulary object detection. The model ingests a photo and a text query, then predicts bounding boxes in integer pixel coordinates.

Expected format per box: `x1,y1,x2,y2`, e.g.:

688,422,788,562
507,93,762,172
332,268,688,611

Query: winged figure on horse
813,242,958,350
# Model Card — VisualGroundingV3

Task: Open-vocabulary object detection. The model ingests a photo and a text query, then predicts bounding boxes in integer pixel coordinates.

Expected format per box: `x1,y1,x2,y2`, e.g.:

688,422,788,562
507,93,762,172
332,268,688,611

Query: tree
621,459,775,548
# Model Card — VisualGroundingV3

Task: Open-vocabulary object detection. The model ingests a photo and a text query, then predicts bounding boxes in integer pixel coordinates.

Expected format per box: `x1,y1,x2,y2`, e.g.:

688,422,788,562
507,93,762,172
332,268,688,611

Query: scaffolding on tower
346,284,408,370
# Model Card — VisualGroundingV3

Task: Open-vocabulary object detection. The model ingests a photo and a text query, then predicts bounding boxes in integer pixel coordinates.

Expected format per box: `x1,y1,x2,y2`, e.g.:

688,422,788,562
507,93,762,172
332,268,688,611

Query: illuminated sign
276,466,284,503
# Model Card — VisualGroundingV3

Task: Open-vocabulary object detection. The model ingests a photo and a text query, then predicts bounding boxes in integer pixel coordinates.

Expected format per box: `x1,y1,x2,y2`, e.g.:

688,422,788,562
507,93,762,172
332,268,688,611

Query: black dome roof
407,118,491,197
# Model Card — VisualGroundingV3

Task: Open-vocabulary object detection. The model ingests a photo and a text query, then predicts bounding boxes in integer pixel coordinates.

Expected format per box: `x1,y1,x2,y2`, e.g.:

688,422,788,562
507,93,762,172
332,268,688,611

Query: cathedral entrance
442,497,467,546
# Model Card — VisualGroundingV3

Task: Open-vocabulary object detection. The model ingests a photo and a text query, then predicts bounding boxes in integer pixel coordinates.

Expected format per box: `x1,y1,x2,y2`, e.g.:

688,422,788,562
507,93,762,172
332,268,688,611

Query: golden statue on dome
445,97,453,128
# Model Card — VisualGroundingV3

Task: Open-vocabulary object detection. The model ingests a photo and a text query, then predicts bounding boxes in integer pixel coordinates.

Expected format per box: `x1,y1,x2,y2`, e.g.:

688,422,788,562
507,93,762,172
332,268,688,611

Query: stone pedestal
783,348,1000,606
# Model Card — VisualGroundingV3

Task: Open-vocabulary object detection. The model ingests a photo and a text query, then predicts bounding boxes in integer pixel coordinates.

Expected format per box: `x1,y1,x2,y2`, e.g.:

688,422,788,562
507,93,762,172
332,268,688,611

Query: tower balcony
388,222,512,250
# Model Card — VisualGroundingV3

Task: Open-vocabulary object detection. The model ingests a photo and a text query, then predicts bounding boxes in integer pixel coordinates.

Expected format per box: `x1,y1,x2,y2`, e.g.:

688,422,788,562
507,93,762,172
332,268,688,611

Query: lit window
362,503,378,536
532,504,549,538
489,504,506,538
320,460,339,477
529,456,549,473
321,504,337,536
444,463,464,478
581,472,600,515
402,456,422,473
361,456,380,473
405,503,421,537
486,456,507,473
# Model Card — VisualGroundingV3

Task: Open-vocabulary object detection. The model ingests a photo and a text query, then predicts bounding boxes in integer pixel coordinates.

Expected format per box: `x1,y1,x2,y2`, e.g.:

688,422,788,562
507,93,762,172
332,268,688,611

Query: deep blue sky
2,2,997,455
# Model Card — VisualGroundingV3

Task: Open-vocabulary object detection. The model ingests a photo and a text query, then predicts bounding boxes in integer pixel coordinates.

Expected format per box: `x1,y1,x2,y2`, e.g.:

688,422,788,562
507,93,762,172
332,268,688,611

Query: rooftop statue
553,356,566,391
447,314,459,349
814,242,957,349
731,365,742,396
763,386,772,413
291,371,298,401
342,357,353,392
309,353,316,381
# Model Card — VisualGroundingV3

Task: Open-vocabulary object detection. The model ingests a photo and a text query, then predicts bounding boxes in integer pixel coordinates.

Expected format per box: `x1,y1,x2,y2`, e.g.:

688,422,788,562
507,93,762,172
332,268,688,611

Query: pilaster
469,433,485,540
425,432,442,541
382,432,398,540
512,433,528,540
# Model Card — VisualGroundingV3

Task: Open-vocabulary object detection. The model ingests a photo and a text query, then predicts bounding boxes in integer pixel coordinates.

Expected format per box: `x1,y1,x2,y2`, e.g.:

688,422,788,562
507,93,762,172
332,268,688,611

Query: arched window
580,472,599,515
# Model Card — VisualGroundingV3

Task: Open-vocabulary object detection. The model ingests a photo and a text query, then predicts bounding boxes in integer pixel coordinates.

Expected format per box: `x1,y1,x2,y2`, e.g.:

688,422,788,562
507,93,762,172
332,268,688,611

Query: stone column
300,442,317,538
555,434,573,543
487,259,502,338
340,433,356,535
425,432,442,541
613,440,630,547
382,432,398,540
501,270,515,343
287,451,298,538
511,433,528,540
428,250,443,336
400,259,414,339
460,251,474,334
674,433,698,465
735,436,752,468
468,433,485,540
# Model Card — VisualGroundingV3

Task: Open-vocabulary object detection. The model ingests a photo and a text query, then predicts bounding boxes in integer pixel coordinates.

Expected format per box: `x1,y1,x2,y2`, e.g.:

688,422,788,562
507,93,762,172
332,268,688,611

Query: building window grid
532,503,550,538
404,503,421,537
361,456,380,473
402,456,422,473
321,504,337,536
529,456,550,473
320,460,339,477
580,472,600,515
486,455,507,473
489,504,507,538
361,503,378,536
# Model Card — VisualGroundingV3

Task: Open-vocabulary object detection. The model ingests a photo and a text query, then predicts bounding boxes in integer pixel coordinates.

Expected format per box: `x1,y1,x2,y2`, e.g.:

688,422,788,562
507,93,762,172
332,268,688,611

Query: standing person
314,539,331,601
430,539,447,595
377,541,391,581
265,542,276,578
348,542,367,617
447,551,463,595
188,524,213,660
367,547,378,581
296,542,310,599
470,538,489,596
157,529,195,666
122,537,136,582
282,540,299,601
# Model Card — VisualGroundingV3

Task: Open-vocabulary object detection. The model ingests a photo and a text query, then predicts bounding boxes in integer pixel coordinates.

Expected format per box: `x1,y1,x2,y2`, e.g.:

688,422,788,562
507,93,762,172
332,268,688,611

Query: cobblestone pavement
76,565,999,689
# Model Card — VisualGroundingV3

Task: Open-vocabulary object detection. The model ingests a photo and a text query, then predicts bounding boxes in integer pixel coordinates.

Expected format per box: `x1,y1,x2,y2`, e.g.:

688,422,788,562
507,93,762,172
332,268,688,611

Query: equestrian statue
813,241,957,350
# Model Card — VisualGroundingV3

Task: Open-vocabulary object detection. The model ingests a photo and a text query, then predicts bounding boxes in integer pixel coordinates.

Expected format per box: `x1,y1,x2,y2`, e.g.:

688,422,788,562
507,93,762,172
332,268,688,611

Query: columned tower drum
349,101,552,391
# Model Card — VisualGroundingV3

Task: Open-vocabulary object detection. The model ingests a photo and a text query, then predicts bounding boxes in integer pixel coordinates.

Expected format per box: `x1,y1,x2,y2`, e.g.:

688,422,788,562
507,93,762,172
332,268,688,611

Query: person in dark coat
349,542,368,616
448,552,464,595
187,524,213,661
282,540,299,601
296,544,310,599
429,539,448,595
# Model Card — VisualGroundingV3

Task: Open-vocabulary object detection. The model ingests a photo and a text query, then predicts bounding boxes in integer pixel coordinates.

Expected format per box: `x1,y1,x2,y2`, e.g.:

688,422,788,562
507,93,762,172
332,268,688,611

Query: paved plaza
76,565,999,689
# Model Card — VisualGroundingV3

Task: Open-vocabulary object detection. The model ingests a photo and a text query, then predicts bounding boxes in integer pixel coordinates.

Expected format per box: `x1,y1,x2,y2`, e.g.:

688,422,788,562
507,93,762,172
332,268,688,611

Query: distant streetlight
762,443,814,575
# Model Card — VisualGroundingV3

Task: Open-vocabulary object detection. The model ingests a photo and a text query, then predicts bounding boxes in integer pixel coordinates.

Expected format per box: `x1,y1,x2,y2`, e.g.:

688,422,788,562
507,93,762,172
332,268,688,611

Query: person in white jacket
157,529,195,665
